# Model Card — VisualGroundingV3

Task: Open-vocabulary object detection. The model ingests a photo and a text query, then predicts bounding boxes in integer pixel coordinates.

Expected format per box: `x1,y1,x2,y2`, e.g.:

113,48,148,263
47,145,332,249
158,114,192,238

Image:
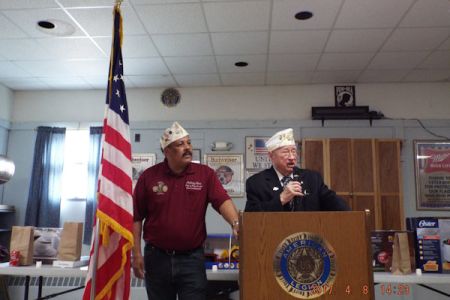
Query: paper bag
10,226,34,265
390,232,414,275
57,222,83,261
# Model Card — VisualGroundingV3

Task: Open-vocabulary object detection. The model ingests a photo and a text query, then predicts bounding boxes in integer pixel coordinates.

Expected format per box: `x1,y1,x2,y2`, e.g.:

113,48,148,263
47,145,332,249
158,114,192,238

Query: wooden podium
239,211,374,299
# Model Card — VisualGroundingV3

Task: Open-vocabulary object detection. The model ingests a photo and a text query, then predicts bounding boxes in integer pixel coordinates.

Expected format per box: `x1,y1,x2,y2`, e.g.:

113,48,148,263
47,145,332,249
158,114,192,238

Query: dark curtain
25,126,66,227
83,126,103,244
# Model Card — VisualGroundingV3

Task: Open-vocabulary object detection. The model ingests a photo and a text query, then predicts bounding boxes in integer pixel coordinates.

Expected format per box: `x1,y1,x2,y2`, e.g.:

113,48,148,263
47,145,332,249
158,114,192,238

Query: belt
147,243,201,256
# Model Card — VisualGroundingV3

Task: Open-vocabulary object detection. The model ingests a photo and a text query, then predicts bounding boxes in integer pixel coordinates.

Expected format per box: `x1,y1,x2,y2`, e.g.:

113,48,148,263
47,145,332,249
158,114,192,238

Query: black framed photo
334,86,356,107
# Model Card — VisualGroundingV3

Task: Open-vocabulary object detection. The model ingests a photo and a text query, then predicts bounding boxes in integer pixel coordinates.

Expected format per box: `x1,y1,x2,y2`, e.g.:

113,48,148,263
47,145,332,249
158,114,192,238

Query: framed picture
245,136,272,170
204,154,244,197
334,85,356,107
192,149,201,163
132,153,156,188
414,140,450,210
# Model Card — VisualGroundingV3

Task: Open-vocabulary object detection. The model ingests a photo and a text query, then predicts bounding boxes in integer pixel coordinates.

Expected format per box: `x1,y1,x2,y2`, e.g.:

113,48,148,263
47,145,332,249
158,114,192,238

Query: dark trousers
144,243,207,300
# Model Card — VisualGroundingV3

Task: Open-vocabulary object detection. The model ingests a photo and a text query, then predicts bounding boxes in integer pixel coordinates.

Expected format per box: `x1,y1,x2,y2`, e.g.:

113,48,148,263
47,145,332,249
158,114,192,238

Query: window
60,129,89,224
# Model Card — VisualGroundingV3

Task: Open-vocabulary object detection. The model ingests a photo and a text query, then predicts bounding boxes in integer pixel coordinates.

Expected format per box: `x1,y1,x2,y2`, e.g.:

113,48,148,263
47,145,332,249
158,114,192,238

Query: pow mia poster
414,141,450,210
245,136,272,170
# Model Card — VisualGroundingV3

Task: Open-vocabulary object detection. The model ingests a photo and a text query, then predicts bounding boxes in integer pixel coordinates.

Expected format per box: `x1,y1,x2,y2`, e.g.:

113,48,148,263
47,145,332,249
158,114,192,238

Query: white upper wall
12,82,450,122
0,84,12,122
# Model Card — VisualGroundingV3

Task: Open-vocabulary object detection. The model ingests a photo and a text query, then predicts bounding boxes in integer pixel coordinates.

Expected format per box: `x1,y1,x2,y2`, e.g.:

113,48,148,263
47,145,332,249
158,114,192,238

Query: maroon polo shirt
133,160,230,251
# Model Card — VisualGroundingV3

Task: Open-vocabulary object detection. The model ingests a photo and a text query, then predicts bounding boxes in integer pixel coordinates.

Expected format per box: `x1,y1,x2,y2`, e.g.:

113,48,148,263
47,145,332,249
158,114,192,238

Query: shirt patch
185,181,203,191
153,181,168,195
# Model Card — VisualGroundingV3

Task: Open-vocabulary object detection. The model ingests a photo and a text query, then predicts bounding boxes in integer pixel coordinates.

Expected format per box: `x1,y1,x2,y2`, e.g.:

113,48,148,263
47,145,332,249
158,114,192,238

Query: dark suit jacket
244,166,350,212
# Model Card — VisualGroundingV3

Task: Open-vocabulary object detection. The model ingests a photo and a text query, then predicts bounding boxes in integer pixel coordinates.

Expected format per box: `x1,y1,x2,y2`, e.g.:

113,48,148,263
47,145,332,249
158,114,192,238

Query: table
0,263,240,300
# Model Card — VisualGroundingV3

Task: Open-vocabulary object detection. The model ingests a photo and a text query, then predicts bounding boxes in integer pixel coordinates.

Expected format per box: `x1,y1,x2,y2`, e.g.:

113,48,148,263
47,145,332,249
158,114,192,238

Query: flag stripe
99,176,133,215
101,158,132,195
104,120,131,160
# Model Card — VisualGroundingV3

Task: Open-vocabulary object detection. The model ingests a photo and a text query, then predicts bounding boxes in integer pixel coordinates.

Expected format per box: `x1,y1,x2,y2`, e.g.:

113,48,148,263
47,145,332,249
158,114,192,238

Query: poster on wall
205,154,244,197
414,141,450,210
245,136,272,170
132,153,156,188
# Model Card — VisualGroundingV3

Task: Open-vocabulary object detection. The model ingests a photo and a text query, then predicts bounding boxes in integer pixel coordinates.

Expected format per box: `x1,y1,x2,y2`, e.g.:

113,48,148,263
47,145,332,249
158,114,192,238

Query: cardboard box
406,217,450,273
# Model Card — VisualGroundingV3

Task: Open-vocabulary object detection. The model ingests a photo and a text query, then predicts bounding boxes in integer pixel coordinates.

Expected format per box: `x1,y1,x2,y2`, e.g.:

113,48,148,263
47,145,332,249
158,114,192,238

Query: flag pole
90,216,100,300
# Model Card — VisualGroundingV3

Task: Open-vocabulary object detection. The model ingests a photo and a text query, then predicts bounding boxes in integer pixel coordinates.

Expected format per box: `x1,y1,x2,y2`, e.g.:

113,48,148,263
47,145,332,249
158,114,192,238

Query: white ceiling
0,0,449,90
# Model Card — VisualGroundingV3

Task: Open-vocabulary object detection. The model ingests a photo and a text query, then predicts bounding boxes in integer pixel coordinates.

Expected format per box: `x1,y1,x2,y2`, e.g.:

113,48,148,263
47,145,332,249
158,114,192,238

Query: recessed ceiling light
36,19,75,36
235,61,248,67
295,11,313,20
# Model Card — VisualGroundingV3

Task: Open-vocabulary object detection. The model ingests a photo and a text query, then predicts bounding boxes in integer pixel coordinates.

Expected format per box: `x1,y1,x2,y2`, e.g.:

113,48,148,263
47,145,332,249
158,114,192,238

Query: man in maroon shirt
132,122,239,300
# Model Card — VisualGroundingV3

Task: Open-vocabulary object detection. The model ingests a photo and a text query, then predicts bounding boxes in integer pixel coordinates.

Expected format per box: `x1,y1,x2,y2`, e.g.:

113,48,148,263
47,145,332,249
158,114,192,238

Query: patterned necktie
281,176,291,187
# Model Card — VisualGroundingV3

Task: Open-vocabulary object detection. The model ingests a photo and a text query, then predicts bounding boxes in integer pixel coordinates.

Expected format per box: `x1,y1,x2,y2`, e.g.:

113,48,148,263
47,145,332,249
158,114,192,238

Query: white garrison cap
265,128,295,152
160,121,189,149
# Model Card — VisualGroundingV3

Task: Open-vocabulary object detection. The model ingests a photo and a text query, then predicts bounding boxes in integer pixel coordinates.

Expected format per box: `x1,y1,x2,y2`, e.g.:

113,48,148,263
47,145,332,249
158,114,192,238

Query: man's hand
132,254,145,279
280,181,304,205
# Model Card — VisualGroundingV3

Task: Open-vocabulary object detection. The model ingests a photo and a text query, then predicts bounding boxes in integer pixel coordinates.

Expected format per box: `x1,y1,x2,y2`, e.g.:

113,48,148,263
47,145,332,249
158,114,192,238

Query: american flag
255,138,268,154
83,4,134,300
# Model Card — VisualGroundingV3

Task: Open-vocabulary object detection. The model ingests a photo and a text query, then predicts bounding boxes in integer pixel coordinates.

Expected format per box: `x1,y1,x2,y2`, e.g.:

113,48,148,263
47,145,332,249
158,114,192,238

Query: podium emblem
273,232,336,299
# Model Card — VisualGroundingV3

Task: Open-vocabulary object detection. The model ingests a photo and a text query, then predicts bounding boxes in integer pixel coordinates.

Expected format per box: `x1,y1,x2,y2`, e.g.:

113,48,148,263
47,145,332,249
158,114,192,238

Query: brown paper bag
10,226,34,265
390,232,414,275
57,222,83,261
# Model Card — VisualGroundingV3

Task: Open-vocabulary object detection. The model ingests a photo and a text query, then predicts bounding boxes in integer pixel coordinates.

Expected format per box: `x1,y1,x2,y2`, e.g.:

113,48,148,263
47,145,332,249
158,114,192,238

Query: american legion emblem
273,232,336,299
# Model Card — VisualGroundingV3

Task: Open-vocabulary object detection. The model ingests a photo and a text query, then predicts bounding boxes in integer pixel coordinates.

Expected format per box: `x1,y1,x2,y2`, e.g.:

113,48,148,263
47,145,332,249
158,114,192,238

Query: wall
0,84,12,203
12,82,450,122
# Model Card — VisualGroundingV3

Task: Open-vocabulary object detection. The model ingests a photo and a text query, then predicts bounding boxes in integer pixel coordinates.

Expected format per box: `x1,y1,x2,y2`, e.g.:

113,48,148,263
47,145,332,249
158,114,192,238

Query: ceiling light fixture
235,61,248,67
295,11,313,20
36,19,75,36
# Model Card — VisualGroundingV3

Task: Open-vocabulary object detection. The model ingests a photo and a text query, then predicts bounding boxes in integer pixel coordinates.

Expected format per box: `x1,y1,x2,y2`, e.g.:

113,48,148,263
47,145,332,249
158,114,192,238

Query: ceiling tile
204,1,270,32
2,8,85,38
382,28,450,51
0,0,57,9
67,6,146,36
400,0,450,27
153,34,213,56
62,59,109,76
125,57,171,75
0,61,31,78
164,56,217,74
135,3,207,34
335,0,414,29
0,78,49,90
14,60,75,77
358,70,409,82
272,0,342,30
368,52,430,70
266,71,312,85
211,32,268,55
268,54,320,71
418,51,450,69
220,73,265,86
174,74,220,87
0,39,54,60
404,69,450,82
131,0,200,4
270,30,329,54
58,0,116,7
317,53,374,70
126,75,176,88
0,15,28,38
311,70,360,83
37,37,106,59
325,29,391,52
216,55,267,73
39,76,91,89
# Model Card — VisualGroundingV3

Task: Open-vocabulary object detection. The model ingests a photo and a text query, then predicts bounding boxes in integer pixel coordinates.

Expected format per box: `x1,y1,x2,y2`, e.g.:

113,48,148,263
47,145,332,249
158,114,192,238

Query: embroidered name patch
185,181,203,191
